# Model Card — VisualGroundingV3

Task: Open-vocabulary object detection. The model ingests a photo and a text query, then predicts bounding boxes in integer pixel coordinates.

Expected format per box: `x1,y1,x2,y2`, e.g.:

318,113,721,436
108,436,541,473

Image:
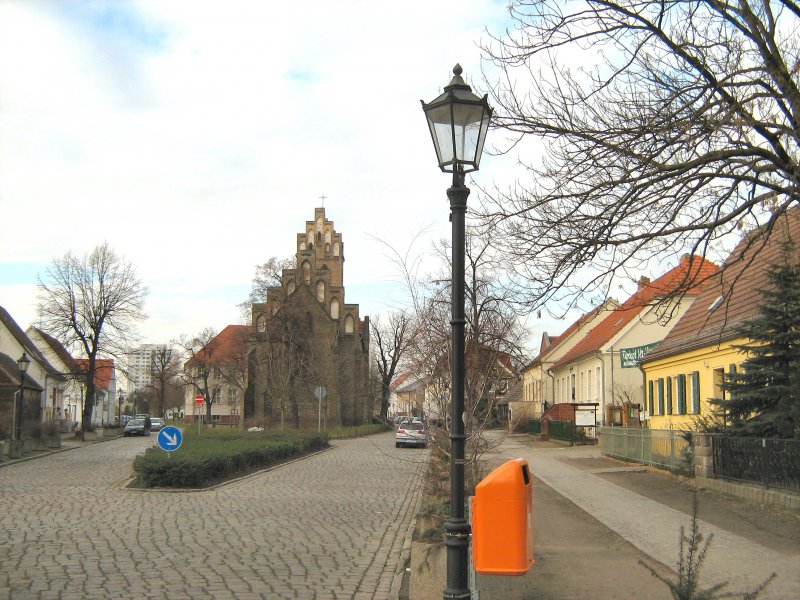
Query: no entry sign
195,394,204,406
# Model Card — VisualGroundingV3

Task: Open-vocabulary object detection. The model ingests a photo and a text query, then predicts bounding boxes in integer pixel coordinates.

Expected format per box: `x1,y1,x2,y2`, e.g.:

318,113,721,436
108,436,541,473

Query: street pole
421,64,491,600
444,169,470,600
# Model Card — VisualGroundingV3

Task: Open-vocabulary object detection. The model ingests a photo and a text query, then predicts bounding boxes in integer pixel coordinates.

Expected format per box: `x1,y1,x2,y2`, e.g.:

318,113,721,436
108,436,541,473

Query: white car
396,421,427,448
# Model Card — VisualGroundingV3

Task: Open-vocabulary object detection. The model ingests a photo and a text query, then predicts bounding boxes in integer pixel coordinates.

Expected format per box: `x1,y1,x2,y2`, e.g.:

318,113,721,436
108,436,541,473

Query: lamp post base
8,439,24,459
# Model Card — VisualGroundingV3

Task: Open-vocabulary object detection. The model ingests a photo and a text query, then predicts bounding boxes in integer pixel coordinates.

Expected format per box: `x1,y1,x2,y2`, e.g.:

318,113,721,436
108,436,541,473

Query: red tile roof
552,255,718,368
644,209,800,361
185,325,253,368
75,359,115,390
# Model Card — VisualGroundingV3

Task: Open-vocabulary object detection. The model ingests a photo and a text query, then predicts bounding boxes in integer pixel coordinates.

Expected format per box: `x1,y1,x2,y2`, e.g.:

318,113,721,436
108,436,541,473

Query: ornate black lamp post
15,352,31,441
421,64,492,600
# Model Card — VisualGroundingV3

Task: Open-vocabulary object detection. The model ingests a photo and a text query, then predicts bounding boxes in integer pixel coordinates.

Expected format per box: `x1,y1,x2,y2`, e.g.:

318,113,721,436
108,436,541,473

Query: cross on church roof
319,193,327,206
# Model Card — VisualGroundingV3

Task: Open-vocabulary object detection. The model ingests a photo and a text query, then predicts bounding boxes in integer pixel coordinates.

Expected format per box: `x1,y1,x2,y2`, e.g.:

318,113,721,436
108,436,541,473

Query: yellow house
642,209,800,430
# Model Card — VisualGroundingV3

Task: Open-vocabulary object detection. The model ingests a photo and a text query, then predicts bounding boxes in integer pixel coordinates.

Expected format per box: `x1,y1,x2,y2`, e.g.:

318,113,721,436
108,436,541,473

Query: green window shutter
677,374,686,415
666,376,673,415
657,378,665,415
692,371,700,414
648,380,654,415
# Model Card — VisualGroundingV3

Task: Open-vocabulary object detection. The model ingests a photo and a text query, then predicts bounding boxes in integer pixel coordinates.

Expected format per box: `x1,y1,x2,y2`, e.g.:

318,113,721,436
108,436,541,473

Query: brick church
246,208,371,428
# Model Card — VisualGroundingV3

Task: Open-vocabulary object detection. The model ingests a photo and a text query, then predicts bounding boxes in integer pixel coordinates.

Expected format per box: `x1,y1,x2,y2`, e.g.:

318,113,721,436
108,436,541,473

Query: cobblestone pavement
0,431,427,599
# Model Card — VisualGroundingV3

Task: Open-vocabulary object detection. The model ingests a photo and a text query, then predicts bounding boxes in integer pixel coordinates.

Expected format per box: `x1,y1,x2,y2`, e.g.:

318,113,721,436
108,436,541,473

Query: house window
676,374,687,414
657,378,665,415
648,380,654,415
691,371,701,414
212,389,221,404
666,376,673,415
228,389,237,404
587,369,593,401
570,374,576,400
596,367,601,399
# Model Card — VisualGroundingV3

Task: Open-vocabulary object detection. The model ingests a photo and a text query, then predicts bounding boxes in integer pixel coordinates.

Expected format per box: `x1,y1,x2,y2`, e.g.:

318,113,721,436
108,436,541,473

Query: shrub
133,429,328,488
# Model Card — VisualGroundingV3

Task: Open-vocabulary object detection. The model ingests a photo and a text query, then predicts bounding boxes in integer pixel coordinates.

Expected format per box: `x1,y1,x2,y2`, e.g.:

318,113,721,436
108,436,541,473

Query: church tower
249,208,371,428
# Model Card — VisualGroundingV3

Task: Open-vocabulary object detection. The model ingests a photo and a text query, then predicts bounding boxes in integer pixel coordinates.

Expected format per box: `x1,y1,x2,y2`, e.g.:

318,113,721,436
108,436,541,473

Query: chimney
638,276,651,290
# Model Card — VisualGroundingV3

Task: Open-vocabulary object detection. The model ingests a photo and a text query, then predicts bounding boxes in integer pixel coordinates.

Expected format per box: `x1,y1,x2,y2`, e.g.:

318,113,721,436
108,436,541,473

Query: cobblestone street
0,432,426,599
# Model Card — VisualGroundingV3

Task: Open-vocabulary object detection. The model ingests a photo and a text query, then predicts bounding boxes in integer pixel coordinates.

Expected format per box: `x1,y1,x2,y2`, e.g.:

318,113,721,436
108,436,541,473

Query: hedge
132,429,329,488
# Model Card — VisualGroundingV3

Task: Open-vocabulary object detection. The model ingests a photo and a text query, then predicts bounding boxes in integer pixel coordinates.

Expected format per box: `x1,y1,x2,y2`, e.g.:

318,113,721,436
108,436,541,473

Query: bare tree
371,311,415,421
148,346,182,419
176,327,251,427
238,256,295,323
37,242,147,439
479,1,800,314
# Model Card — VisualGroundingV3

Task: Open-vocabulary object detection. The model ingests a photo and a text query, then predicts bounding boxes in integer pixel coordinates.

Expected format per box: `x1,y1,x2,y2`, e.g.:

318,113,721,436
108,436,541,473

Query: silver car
150,418,165,432
396,421,427,448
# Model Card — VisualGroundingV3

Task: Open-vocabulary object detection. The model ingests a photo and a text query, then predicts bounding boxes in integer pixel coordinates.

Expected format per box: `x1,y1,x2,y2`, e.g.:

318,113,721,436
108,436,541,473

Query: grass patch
132,428,329,488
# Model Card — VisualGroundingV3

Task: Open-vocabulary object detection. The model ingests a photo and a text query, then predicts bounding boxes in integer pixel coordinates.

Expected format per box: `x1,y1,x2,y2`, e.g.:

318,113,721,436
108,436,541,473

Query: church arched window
307,230,313,246
316,217,323,232
333,242,340,256
330,298,340,319
325,230,331,244
287,280,296,295
316,280,325,302
256,315,266,332
325,243,331,254
344,315,354,333
299,241,306,251
302,261,311,284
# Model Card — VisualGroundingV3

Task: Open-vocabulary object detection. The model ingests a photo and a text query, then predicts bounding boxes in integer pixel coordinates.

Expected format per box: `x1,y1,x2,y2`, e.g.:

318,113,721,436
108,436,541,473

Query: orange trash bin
471,457,534,575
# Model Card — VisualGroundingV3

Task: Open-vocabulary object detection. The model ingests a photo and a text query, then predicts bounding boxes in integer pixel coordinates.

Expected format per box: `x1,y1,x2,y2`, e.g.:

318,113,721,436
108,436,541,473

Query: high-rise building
126,344,165,393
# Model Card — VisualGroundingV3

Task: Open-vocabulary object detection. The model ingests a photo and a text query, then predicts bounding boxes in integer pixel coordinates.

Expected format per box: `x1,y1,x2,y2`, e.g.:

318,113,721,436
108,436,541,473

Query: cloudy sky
0,0,546,349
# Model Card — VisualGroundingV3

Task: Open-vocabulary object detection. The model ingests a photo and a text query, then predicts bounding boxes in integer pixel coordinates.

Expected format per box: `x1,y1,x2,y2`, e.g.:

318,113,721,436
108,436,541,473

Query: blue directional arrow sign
157,426,183,452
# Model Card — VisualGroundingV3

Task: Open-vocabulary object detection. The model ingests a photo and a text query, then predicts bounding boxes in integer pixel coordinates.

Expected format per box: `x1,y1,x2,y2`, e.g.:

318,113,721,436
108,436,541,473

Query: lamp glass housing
421,65,492,174
18,352,30,375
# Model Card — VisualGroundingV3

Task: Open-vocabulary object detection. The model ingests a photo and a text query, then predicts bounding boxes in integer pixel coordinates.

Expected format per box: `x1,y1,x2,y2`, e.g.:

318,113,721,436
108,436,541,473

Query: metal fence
600,427,692,474
549,419,575,442
527,419,541,435
712,436,800,492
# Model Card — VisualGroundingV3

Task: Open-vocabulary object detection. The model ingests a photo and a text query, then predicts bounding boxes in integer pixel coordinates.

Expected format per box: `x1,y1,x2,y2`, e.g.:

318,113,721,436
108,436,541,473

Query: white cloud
0,0,516,345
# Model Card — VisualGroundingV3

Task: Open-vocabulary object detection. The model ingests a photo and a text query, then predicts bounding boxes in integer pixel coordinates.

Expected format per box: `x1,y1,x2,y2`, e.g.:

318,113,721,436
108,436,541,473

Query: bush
132,429,329,488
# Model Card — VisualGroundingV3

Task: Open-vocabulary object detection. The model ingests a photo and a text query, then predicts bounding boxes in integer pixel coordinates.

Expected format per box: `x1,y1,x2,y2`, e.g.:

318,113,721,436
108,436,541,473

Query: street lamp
421,64,492,600
15,352,31,441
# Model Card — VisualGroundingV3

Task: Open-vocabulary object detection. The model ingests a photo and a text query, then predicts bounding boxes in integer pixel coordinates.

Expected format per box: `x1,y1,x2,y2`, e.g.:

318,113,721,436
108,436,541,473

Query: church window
302,261,311,284
256,315,266,332
317,217,323,232
325,230,331,244
316,280,325,302
344,315,354,333
307,230,313,246
299,241,306,251
333,242,340,256
330,298,340,319
287,280,296,295
326,243,331,253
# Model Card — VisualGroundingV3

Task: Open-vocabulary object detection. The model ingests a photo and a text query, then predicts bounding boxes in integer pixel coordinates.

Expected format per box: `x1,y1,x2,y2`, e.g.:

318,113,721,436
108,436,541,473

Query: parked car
123,419,146,437
150,418,164,432
396,421,427,448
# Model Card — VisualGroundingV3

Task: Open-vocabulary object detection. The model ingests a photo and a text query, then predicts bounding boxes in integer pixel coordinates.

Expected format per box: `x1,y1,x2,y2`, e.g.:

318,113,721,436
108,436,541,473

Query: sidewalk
487,435,798,600
0,431,114,468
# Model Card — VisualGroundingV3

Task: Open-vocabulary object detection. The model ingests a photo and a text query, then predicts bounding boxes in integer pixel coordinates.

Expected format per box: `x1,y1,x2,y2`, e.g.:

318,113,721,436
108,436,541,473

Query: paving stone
0,432,425,599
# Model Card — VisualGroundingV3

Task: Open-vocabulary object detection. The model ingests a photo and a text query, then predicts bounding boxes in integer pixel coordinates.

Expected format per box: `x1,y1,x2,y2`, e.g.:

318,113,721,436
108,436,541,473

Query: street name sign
157,426,183,452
